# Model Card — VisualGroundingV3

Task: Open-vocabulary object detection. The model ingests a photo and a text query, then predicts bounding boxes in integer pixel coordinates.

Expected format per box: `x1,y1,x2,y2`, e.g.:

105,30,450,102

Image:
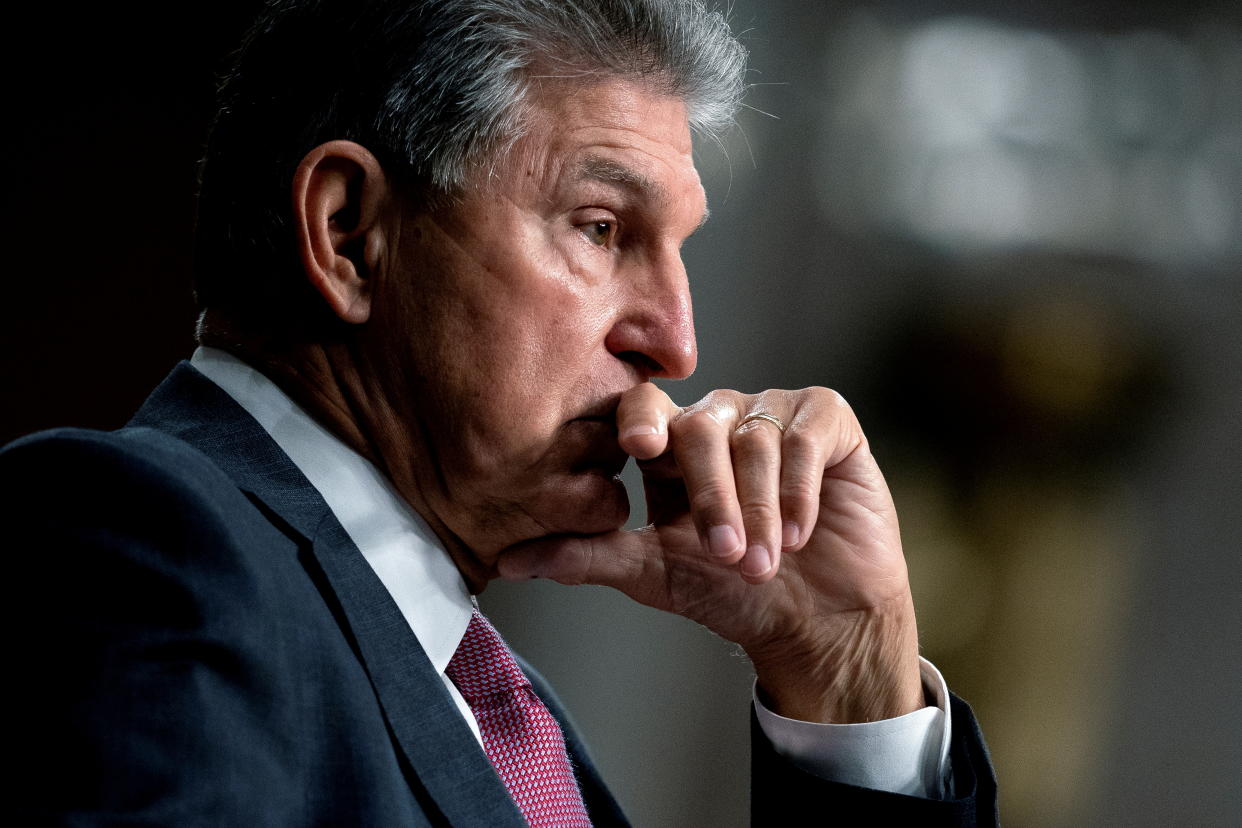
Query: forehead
499,74,703,211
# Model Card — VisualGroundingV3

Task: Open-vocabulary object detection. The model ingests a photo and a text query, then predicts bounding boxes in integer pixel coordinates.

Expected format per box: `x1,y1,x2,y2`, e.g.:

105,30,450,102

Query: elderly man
5,0,995,824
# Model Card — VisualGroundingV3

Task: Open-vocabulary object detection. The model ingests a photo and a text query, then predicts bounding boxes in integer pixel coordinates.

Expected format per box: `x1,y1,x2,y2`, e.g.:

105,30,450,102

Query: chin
538,468,630,535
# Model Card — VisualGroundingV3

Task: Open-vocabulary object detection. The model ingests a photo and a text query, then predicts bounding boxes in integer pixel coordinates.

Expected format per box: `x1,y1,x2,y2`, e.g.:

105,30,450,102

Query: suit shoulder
2,425,239,510
0,424,281,586
4,424,221,476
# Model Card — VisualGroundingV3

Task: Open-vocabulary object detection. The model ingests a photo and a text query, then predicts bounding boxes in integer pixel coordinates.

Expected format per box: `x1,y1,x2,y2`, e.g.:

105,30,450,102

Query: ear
291,140,390,324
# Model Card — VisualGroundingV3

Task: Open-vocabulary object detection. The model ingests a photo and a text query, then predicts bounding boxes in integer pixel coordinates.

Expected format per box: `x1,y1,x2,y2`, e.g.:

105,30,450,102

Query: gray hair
194,0,748,312
382,0,748,192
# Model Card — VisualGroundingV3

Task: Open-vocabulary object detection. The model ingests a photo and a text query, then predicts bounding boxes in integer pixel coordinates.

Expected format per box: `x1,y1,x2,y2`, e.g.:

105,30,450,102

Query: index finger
616,382,682,460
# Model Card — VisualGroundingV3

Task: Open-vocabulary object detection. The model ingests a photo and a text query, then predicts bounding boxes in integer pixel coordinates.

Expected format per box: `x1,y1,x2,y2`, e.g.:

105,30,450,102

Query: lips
572,390,624,422
565,415,627,475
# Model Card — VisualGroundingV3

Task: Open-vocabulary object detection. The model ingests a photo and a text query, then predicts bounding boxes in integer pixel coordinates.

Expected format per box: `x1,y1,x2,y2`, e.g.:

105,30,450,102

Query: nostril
615,350,663,377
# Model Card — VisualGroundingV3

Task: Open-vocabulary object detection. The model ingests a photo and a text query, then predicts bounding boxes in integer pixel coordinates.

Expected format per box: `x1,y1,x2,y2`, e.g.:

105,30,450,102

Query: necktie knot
446,610,531,702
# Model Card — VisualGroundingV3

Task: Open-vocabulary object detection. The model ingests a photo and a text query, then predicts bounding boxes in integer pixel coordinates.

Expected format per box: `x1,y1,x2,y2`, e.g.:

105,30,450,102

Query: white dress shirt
190,346,952,799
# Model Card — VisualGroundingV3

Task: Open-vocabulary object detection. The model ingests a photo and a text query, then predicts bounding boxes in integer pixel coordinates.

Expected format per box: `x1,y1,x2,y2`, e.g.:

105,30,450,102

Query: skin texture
203,75,923,724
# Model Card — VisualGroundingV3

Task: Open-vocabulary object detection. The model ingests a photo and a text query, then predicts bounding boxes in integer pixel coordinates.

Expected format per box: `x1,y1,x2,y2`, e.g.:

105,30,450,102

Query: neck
197,308,495,593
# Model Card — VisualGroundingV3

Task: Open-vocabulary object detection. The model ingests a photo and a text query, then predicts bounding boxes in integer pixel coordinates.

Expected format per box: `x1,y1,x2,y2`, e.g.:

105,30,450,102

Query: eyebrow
572,154,711,230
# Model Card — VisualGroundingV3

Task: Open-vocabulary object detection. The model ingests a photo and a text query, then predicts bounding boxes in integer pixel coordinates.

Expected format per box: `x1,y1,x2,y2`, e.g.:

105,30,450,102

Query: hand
497,383,924,724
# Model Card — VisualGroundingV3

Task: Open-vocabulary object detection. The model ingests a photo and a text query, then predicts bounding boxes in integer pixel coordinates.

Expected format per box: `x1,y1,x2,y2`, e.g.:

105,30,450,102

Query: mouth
566,420,627,474
565,395,628,475
572,391,624,423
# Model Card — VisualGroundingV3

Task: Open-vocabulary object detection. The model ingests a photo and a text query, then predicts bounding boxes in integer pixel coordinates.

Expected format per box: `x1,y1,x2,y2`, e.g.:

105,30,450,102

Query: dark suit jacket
3,363,997,825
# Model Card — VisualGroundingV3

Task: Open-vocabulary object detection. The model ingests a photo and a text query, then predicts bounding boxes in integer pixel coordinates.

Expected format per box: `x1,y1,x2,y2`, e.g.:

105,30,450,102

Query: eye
579,220,616,247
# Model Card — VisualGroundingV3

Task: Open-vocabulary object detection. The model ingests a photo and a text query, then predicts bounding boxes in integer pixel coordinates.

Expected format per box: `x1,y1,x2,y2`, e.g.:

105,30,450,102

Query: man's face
366,75,706,575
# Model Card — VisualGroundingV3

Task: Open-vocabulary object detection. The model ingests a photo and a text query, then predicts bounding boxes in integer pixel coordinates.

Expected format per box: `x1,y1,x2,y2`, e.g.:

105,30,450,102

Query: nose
604,248,698,380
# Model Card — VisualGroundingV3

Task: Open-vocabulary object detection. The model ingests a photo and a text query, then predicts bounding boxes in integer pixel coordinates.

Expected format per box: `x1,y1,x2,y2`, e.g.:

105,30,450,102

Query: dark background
5,2,1239,825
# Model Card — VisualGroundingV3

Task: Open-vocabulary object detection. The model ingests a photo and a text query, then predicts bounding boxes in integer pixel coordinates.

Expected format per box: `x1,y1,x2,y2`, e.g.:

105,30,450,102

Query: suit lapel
307,517,526,825
130,362,525,826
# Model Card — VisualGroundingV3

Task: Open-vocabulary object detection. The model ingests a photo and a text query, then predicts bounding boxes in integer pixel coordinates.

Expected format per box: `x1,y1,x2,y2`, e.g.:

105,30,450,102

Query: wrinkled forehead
489,74,702,205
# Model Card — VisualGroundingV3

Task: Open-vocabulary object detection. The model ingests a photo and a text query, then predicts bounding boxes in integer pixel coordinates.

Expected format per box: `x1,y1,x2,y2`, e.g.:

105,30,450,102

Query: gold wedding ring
737,412,786,433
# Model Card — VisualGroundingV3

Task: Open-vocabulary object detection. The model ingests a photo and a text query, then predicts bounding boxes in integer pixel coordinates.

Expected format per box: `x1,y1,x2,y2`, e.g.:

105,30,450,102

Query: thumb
496,528,662,597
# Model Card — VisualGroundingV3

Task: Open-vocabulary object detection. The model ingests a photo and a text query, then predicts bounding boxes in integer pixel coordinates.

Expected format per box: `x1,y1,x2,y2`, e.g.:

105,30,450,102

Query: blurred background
4,1,1238,825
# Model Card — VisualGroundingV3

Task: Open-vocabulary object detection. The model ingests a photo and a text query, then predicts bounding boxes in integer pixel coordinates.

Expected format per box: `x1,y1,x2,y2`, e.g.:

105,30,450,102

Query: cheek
399,219,618,471
446,311,619,492
458,261,611,409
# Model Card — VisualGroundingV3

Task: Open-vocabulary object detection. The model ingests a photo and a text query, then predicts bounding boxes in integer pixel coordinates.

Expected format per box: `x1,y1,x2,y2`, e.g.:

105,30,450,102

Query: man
5,0,996,824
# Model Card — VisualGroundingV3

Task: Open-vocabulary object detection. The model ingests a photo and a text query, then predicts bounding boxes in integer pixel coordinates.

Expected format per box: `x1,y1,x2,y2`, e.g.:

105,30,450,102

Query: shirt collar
189,346,473,674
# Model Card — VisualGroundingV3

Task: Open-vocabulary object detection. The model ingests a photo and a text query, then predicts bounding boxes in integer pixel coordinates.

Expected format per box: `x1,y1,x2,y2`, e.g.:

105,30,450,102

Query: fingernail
782,521,800,547
708,525,741,558
742,544,772,577
620,425,658,440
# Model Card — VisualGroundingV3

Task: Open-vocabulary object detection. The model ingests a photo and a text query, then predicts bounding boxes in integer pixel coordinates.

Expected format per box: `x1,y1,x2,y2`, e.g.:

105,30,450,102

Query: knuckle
755,388,782,407
781,476,820,505
688,481,734,517
558,538,593,586
705,389,748,416
740,500,780,527
671,407,722,437
728,422,774,449
704,388,742,405
780,429,815,455
805,385,848,408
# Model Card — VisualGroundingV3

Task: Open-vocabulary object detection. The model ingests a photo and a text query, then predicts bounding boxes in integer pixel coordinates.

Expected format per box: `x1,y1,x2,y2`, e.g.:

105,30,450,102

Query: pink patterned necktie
446,609,592,827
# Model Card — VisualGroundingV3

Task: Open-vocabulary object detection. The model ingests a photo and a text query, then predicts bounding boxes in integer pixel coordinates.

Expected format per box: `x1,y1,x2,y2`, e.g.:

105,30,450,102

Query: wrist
751,594,923,724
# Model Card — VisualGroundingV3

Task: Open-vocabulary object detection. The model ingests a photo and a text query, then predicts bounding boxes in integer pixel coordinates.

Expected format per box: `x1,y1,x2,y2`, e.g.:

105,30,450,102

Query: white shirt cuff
753,657,953,799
